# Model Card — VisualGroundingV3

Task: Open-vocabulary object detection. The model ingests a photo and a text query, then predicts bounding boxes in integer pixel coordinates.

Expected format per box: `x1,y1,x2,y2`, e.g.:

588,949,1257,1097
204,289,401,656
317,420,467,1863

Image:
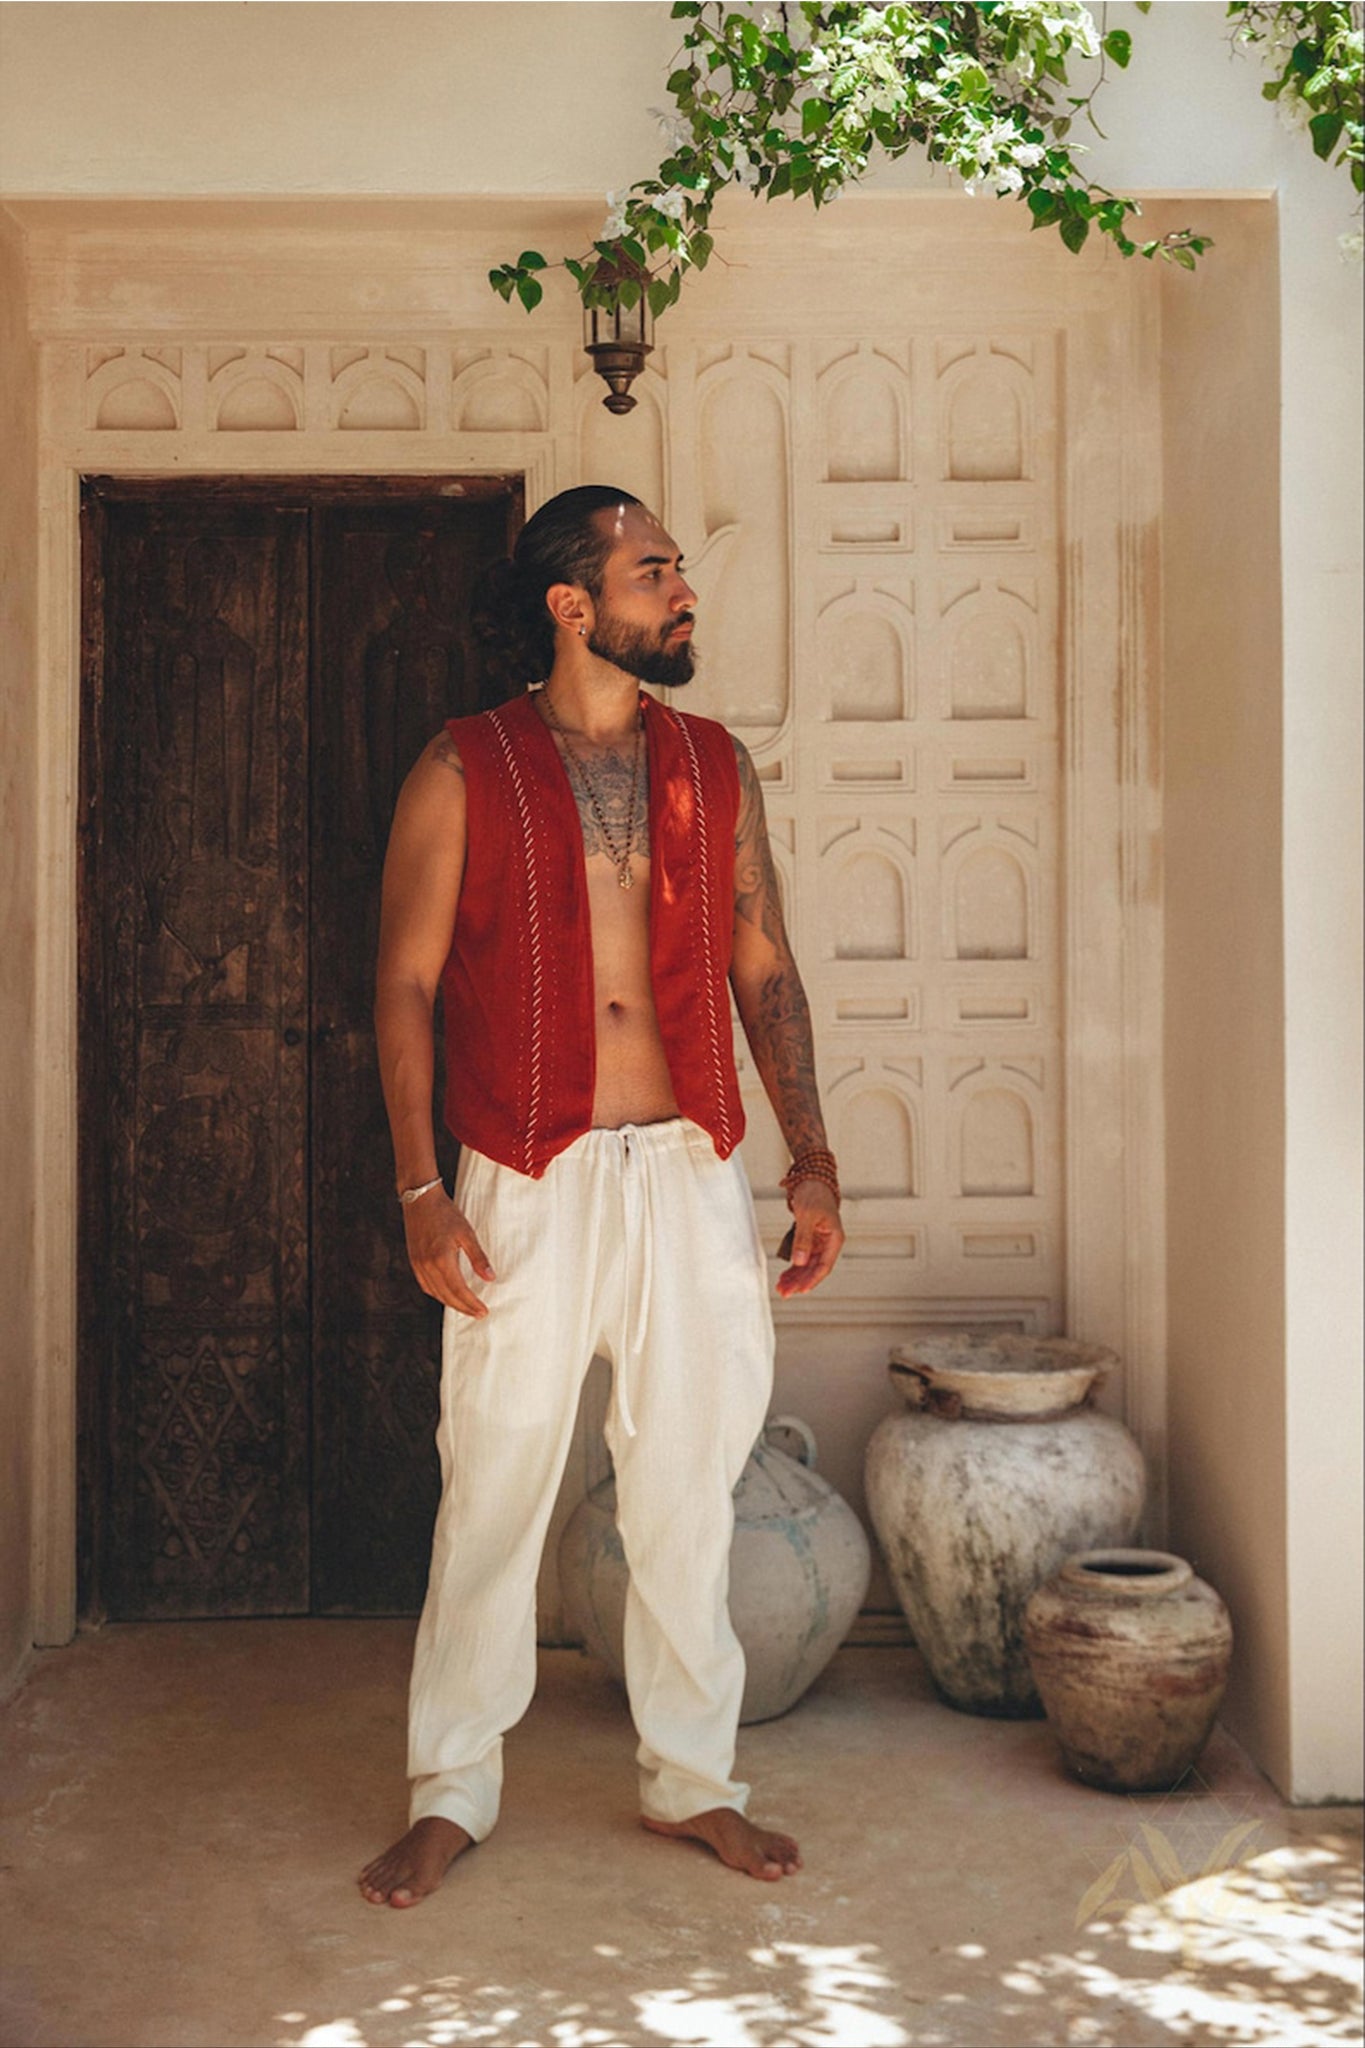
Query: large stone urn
1024,1549,1234,1790
559,1415,871,1724
864,1335,1146,1716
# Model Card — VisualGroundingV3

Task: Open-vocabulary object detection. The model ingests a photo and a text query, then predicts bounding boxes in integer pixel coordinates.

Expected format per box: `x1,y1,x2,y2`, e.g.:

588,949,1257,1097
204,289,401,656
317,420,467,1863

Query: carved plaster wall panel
57,300,1107,1636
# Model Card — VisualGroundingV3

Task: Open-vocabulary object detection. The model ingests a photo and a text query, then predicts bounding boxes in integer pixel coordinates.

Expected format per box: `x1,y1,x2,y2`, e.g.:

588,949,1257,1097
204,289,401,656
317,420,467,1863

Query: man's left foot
642,1807,802,1880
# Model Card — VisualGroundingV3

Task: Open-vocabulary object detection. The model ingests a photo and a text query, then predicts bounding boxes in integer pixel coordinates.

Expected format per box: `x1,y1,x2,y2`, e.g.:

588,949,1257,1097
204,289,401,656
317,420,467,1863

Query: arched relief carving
209,351,303,433
452,354,547,433
820,348,907,482
938,348,1033,482
821,822,916,962
817,589,912,723
332,349,426,431
827,1063,921,1199
940,820,1037,961
947,596,1030,723
88,348,181,431
949,1061,1042,1198
695,359,791,737
576,363,666,514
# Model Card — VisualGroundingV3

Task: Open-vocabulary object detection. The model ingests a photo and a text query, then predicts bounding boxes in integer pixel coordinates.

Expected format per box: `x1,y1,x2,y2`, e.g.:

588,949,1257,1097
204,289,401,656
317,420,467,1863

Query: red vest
440,688,745,1177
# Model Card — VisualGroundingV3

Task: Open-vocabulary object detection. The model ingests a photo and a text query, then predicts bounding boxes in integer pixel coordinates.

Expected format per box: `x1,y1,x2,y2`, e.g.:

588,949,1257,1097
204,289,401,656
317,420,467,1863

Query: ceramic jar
864,1335,1146,1717
558,1415,871,1724
1024,1548,1234,1791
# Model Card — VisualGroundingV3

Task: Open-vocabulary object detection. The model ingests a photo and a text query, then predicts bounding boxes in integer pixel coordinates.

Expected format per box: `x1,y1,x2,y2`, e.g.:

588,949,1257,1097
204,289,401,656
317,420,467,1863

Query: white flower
601,188,630,239
1340,226,1364,262
803,44,831,73
648,105,694,153
962,179,978,197
733,154,762,189
1277,88,1312,133
1013,141,1046,167
656,187,690,222
995,165,1026,194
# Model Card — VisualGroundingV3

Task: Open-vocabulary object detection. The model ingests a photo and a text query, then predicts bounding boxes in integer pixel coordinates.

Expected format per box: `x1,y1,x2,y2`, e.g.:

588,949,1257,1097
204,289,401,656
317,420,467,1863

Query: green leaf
515,277,543,312
1027,187,1060,219
802,98,830,136
1059,214,1090,254
1102,28,1132,68
769,161,793,197
1309,111,1344,161
690,230,714,268
667,68,696,95
648,277,672,320
1171,247,1197,270
516,250,547,271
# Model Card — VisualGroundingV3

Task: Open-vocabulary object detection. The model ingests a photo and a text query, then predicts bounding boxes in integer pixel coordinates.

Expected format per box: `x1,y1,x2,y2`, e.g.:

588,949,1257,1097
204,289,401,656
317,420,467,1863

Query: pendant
618,862,634,891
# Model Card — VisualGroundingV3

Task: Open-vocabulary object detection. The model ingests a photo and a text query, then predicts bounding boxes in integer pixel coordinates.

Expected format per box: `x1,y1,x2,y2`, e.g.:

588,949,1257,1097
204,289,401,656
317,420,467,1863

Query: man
360,486,844,1908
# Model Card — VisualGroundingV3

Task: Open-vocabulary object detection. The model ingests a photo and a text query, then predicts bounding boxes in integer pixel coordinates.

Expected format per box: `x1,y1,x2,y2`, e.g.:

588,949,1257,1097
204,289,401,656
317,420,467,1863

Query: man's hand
403,1190,496,1319
776,1181,844,1299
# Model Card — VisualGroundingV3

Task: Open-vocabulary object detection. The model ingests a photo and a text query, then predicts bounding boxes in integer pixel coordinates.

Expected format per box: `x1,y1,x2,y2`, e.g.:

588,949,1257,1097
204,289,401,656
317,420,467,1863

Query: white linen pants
407,1117,775,1839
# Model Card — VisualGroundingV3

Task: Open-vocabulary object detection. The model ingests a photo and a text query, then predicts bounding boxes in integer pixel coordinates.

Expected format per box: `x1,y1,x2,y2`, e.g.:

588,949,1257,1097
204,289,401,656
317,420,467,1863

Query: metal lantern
583,285,654,415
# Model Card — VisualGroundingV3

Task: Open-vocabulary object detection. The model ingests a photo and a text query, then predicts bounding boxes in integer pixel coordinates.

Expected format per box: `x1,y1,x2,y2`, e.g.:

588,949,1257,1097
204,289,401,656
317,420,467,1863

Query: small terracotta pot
1024,1549,1233,1791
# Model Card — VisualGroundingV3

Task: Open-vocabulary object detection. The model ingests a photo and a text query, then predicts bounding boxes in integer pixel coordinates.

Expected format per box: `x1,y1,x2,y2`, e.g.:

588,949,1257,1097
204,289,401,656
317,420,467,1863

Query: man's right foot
358,1816,473,1907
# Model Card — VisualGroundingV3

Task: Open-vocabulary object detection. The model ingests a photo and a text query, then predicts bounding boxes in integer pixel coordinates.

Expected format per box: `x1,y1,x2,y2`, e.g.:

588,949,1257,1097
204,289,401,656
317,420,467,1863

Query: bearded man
360,485,844,1908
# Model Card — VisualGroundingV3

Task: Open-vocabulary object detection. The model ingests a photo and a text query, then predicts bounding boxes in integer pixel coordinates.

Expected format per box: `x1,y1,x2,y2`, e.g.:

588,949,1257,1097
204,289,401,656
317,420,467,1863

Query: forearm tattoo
751,963,827,1160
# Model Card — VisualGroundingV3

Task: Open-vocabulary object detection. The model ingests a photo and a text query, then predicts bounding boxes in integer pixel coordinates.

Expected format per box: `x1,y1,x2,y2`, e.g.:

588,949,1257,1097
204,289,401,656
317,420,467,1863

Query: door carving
80,478,521,1618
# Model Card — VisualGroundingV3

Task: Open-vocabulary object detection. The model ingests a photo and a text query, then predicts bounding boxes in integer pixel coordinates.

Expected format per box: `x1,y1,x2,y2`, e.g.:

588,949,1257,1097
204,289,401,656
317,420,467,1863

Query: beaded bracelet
780,1148,841,1211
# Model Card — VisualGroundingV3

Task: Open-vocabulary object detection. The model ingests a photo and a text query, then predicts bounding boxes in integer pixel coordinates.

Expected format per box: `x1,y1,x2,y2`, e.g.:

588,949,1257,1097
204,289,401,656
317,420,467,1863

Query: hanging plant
1225,0,1364,255
489,0,1357,319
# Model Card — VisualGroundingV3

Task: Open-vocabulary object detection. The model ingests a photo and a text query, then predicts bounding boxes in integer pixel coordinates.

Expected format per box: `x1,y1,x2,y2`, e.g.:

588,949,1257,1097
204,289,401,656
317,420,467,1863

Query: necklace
539,691,645,890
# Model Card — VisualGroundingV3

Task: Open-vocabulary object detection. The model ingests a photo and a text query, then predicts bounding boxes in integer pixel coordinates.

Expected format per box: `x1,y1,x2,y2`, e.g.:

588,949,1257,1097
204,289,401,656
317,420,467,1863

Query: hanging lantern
583,268,654,415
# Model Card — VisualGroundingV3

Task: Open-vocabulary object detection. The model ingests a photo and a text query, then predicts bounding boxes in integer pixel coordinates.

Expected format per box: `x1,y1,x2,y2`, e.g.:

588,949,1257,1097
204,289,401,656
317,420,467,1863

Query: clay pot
558,1415,871,1724
864,1336,1145,1716
1024,1549,1234,1791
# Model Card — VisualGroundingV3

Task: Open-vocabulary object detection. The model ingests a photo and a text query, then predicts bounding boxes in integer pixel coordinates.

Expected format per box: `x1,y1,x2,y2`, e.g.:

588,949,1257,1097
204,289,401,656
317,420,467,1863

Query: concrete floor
0,1624,1359,2048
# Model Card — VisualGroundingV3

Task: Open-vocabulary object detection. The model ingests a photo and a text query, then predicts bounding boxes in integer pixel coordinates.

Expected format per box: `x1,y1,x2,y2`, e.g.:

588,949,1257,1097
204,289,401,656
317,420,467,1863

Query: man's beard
587,609,697,688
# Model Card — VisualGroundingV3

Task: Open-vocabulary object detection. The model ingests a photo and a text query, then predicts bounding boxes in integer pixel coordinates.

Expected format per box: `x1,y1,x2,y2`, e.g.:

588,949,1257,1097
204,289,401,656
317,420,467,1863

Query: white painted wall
0,0,1359,1795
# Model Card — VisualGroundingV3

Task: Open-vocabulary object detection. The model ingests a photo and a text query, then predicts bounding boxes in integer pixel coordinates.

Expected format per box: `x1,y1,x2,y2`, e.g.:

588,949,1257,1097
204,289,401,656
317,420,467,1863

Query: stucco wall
0,209,38,1697
1155,198,1291,1789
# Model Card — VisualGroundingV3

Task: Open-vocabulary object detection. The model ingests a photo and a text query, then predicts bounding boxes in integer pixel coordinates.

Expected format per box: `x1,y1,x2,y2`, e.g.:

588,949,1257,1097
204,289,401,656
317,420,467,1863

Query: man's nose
674,575,697,609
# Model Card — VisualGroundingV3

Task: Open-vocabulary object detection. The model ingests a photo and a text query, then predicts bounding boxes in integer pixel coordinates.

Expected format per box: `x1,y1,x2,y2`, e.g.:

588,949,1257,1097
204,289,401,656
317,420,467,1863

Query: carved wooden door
80,478,520,1619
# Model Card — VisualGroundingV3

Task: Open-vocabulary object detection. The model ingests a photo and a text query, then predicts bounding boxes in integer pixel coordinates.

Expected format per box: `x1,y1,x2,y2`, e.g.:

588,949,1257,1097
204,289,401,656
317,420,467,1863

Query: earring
578,625,586,637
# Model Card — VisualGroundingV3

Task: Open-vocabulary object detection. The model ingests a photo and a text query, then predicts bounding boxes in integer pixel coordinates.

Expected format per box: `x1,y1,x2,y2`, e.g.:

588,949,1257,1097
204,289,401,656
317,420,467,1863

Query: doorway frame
19,197,1166,1648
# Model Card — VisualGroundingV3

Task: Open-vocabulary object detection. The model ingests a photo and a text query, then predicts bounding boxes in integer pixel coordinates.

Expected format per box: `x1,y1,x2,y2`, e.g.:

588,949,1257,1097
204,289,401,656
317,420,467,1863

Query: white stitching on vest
489,708,545,1173
674,711,733,1153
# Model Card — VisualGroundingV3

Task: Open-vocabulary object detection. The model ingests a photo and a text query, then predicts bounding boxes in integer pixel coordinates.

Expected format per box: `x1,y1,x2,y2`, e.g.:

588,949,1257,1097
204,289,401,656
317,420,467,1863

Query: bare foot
642,1807,802,1881
358,1816,473,1907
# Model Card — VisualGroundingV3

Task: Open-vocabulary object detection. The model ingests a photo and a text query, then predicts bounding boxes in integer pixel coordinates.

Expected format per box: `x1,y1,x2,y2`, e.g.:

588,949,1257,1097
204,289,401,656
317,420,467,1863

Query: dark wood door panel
309,496,516,1613
94,500,311,1618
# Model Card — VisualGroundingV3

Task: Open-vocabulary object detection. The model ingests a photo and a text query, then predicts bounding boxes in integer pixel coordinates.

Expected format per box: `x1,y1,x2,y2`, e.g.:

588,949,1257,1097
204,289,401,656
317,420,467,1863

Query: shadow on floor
1,1622,1360,2048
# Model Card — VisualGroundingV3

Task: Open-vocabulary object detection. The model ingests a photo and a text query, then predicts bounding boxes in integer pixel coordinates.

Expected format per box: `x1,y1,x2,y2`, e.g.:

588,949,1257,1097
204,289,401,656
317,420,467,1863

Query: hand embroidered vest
440,687,745,1178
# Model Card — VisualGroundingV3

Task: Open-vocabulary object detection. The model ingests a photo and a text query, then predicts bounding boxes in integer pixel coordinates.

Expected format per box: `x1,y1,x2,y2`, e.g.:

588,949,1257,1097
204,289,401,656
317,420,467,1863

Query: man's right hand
402,1190,496,1319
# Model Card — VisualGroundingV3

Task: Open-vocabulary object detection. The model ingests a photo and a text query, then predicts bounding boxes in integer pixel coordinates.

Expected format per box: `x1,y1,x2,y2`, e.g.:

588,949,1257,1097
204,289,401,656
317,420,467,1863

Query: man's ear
545,580,591,639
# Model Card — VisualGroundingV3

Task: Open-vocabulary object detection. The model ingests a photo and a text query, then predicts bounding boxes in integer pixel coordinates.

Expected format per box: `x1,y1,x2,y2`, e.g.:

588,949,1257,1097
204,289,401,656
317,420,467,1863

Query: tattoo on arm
732,738,786,951
749,962,827,1160
432,732,465,778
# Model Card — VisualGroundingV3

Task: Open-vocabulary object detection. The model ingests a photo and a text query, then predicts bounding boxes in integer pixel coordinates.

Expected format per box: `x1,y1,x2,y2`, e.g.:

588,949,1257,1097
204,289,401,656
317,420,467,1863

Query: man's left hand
776,1181,844,1298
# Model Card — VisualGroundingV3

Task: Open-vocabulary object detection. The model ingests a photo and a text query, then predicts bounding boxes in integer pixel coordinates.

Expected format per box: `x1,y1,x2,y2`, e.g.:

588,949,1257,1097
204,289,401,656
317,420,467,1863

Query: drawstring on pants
614,1125,654,1440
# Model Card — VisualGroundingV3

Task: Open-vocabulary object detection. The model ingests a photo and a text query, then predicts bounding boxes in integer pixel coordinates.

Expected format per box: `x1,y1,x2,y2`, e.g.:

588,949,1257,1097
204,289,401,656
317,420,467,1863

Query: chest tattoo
556,739,651,866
